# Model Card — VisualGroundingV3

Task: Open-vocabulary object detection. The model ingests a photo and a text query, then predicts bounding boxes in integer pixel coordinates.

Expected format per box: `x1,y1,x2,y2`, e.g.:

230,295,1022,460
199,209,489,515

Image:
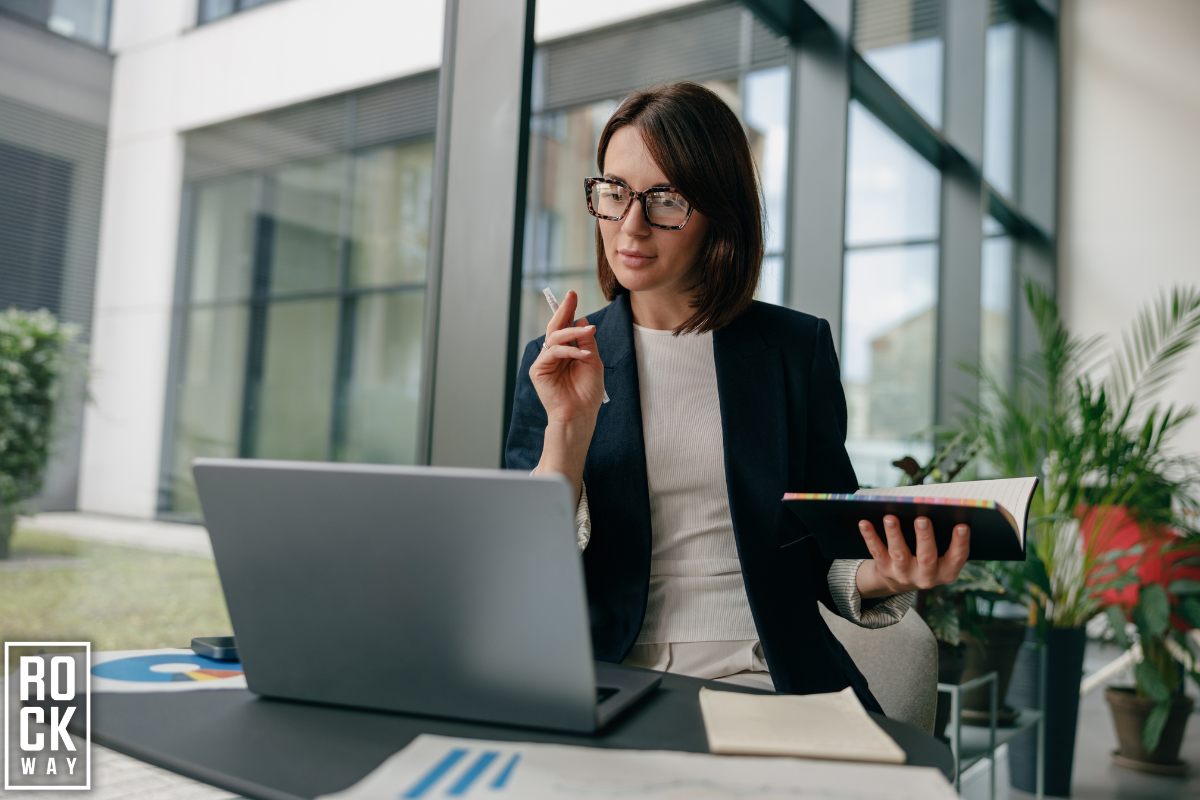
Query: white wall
78,0,443,517
1058,0,1200,458
534,0,700,41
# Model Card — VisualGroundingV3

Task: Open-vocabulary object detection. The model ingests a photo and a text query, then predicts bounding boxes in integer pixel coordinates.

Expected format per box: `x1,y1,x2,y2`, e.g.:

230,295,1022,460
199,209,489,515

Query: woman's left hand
854,515,970,598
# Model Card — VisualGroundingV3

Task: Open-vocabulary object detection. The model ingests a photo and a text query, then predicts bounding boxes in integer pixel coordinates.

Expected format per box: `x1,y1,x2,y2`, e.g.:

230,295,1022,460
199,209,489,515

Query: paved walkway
18,512,213,558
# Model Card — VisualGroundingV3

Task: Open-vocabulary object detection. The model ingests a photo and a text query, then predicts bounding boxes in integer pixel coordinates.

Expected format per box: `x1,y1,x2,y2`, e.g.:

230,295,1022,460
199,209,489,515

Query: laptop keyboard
597,686,618,704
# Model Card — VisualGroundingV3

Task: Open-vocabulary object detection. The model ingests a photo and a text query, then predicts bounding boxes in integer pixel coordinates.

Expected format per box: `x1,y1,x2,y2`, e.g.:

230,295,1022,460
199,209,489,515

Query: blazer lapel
713,308,788,561
582,294,653,658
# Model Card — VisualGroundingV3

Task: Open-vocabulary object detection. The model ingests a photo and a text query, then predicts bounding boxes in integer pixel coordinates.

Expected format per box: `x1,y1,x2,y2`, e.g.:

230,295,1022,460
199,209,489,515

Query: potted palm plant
956,283,1200,796
0,307,78,558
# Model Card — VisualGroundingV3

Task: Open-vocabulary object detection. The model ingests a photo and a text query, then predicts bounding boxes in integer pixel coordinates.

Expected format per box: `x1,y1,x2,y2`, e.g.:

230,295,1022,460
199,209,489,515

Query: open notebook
699,686,907,764
782,476,1039,561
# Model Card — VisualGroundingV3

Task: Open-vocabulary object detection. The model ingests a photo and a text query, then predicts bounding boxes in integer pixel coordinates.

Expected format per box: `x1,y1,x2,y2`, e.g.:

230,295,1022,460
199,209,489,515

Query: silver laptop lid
193,458,598,731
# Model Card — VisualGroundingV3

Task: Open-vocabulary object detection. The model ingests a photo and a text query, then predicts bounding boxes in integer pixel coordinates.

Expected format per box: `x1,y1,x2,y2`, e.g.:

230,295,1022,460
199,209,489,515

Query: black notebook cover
782,491,1032,562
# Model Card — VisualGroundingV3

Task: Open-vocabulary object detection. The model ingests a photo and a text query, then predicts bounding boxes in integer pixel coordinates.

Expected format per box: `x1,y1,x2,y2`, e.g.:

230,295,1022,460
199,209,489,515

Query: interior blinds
184,71,439,183
538,1,788,113
0,95,106,333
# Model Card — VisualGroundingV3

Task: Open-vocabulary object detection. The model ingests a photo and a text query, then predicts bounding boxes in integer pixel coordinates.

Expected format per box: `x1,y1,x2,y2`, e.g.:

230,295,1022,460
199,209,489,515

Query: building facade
0,0,113,510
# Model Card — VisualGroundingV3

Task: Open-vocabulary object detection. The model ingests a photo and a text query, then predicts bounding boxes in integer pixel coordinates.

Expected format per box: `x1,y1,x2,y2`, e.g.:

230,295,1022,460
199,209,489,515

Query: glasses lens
590,182,630,219
644,190,690,227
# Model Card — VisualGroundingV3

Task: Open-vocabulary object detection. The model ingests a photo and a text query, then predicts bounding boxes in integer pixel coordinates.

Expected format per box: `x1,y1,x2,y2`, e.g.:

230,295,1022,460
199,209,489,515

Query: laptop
192,458,660,733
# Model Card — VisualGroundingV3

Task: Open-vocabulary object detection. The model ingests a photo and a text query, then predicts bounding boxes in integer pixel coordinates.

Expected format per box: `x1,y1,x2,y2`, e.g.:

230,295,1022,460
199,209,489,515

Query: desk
82,672,955,800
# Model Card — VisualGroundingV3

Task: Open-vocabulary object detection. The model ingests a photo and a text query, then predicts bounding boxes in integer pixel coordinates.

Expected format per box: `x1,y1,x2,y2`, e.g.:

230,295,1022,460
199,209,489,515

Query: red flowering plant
956,284,1200,752
1092,506,1200,751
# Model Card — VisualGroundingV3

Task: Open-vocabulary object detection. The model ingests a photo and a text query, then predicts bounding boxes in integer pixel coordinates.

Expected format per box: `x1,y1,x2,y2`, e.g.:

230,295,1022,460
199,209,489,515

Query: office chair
819,604,938,734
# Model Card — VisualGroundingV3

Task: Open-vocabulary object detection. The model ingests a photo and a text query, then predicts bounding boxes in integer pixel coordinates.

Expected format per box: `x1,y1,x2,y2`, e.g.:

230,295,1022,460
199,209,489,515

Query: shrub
0,308,79,507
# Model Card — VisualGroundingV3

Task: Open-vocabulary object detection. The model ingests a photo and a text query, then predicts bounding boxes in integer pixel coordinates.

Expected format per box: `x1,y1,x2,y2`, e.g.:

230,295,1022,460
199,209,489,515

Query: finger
857,520,888,562
546,324,595,347
573,316,599,353
561,290,579,327
882,515,911,568
913,516,938,588
534,344,592,365
938,524,971,583
545,290,577,335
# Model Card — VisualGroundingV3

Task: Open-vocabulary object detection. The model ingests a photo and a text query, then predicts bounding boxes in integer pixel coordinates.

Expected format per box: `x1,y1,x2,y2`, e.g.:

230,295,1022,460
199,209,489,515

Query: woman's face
598,126,709,297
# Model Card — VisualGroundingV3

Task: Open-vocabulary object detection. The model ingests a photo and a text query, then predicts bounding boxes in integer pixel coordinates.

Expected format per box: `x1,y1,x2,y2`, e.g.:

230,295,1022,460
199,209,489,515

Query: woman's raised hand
530,290,606,425
530,291,604,502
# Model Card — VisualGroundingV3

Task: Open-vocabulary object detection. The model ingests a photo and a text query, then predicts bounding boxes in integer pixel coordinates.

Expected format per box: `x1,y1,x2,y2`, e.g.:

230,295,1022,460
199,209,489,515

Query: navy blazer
505,293,881,711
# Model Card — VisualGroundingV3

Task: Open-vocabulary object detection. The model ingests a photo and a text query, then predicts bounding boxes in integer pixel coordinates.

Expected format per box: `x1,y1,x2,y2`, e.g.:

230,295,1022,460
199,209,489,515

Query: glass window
984,14,1018,196
337,291,426,464
981,217,1013,389
744,66,791,305
349,141,435,289
0,0,110,48
251,298,339,460
854,0,944,128
168,306,249,514
266,157,345,296
842,101,941,487
198,0,281,25
166,138,434,514
189,175,256,304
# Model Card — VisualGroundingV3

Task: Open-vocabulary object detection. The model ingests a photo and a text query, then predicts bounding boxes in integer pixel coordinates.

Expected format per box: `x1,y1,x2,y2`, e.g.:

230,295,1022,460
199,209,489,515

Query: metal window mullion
1014,8,1058,236
155,183,199,514
238,173,275,459
415,0,459,466
425,0,538,469
328,97,358,463
933,0,987,428
783,6,852,345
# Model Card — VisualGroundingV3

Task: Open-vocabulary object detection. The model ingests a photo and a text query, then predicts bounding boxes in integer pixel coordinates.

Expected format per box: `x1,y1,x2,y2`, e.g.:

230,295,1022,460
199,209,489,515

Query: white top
632,325,758,643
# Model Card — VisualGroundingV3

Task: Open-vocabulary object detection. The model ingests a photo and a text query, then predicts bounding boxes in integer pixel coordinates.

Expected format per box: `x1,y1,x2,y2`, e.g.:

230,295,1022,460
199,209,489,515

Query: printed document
315,733,957,800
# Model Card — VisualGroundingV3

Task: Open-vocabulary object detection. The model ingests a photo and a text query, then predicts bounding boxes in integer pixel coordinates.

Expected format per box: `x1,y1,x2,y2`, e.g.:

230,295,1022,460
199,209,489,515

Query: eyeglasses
584,177,694,230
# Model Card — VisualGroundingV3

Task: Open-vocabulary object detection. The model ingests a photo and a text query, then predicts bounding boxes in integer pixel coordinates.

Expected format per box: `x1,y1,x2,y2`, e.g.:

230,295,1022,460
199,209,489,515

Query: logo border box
4,642,91,791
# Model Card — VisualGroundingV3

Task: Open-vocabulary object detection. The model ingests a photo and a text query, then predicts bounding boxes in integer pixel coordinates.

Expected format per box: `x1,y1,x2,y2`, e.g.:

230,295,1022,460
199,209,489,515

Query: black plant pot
1007,625,1088,797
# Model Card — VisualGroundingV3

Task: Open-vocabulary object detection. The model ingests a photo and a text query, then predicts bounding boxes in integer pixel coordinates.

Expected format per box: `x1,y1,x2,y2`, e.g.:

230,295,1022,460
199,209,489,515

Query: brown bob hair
595,82,763,334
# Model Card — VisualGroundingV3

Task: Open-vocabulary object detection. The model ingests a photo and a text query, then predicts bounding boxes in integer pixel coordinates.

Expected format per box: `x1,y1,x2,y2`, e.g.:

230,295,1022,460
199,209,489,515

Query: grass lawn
2,527,232,674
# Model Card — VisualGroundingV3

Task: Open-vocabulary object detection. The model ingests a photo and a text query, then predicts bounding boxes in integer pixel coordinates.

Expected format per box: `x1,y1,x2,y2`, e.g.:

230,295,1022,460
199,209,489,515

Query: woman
506,83,969,711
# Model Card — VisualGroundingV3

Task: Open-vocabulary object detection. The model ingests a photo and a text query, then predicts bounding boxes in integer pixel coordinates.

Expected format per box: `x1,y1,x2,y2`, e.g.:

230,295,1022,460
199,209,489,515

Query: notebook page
856,477,1038,539
699,686,906,764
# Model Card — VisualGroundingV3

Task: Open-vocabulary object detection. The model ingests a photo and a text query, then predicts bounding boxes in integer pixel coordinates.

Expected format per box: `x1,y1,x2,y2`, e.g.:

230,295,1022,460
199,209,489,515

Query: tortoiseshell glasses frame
584,177,695,230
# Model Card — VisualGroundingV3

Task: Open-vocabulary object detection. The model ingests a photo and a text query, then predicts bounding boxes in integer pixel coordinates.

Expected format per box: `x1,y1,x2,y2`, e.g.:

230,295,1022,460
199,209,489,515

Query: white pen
543,287,610,404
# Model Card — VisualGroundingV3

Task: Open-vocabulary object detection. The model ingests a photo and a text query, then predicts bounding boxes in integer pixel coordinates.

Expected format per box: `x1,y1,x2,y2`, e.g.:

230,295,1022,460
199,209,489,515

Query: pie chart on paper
90,651,246,691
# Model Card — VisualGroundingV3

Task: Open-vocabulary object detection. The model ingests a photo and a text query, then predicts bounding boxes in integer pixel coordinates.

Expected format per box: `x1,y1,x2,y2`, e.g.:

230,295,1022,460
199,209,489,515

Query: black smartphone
191,636,238,661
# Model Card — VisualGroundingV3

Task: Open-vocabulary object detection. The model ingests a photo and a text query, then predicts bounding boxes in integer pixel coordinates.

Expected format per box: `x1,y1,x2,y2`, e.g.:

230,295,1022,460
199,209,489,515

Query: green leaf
1142,700,1172,752
1024,556,1050,594
1136,660,1172,703
1137,584,1171,638
1180,597,1200,629
1106,606,1131,650
1168,579,1200,596
1110,286,1200,409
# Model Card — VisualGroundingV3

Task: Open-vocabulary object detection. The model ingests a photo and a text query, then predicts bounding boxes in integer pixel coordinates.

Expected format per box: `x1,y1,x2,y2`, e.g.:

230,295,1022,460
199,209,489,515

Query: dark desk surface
85,674,954,800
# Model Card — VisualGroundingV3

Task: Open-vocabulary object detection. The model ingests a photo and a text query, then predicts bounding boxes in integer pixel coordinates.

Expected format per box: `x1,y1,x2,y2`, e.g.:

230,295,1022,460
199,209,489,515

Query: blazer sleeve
802,318,861,611
504,339,548,472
